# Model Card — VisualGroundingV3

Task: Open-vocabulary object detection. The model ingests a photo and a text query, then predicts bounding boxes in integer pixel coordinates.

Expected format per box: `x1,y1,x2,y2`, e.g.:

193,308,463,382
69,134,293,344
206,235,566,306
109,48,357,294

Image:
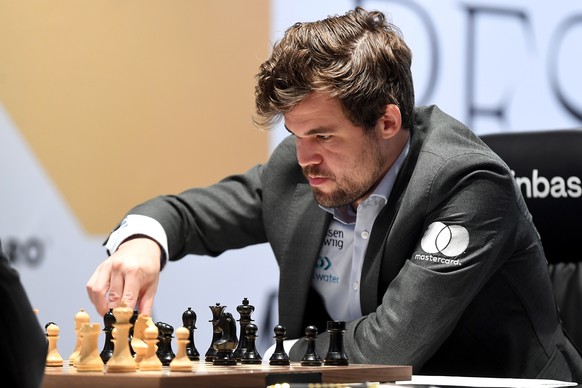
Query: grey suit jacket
125,105,582,380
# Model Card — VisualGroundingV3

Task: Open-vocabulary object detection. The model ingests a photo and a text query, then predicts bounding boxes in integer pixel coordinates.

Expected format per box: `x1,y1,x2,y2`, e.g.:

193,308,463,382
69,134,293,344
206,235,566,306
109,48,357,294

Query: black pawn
100,309,115,364
182,307,200,361
155,321,175,366
205,303,225,362
233,297,255,361
269,324,290,366
241,323,262,364
301,325,322,366
323,321,349,366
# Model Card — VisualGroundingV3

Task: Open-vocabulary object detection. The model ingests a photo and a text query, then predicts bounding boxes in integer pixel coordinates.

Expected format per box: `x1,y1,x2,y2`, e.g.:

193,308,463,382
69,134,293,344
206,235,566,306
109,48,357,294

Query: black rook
323,321,349,366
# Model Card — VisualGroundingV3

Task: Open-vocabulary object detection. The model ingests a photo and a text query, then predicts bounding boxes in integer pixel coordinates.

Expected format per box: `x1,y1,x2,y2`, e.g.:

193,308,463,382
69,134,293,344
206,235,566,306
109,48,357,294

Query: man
86,8,582,380
0,241,47,387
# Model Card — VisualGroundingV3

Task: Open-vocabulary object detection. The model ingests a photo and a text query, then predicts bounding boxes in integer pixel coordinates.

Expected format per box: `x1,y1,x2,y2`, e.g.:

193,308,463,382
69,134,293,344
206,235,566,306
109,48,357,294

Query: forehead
284,93,347,132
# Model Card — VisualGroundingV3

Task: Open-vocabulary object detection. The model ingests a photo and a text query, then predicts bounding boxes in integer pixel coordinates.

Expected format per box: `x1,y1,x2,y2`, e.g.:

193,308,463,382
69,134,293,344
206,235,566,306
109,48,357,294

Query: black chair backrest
480,129,582,351
481,129,582,263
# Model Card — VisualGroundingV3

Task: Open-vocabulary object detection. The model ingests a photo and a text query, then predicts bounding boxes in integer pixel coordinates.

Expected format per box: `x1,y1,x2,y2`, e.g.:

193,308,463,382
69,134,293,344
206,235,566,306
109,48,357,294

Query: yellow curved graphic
0,1,270,234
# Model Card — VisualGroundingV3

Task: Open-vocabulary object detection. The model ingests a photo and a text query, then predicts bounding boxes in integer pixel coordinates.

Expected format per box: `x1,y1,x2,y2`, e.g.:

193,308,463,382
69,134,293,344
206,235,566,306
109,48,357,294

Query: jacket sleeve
123,163,268,261
0,241,48,387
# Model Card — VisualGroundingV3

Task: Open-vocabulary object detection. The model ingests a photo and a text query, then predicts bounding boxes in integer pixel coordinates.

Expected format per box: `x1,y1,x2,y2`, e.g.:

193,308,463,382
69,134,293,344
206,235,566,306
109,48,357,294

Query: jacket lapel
278,183,330,336
360,125,425,314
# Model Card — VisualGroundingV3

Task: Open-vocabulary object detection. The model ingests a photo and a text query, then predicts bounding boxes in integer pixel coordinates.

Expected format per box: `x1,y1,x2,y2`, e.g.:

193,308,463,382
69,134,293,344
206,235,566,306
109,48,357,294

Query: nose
296,137,322,167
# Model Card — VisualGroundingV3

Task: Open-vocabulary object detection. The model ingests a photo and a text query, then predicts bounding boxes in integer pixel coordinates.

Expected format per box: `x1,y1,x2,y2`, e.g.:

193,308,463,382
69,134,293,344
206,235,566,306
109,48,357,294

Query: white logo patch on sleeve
421,221,470,257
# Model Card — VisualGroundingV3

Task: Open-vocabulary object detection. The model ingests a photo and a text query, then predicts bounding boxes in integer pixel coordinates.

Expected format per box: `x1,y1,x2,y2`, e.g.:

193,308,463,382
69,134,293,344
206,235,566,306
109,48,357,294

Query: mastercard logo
420,221,470,257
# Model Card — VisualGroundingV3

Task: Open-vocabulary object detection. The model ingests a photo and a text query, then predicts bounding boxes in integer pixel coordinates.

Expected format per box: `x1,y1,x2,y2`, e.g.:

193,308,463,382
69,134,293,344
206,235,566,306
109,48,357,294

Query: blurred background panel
0,0,270,234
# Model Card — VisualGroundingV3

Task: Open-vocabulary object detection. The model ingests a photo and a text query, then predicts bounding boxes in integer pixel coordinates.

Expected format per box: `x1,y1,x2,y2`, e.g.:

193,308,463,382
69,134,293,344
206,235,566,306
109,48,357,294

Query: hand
86,237,161,316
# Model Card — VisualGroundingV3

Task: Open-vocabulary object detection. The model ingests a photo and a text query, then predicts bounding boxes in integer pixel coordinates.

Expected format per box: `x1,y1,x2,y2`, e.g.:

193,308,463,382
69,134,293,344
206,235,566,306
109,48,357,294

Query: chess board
43,361,412,388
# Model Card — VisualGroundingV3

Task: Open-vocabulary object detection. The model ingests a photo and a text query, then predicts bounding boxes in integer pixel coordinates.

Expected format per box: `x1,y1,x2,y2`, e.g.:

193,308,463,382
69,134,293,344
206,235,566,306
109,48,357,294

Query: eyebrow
284,124,333,137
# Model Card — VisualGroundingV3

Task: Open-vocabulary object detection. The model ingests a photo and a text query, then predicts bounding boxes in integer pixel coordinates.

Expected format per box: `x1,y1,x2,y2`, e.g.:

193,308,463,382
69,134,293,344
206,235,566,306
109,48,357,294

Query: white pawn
139,321,163,371
170,327,192,372
46,323,64,367
77,323,104,372
69,309,90,366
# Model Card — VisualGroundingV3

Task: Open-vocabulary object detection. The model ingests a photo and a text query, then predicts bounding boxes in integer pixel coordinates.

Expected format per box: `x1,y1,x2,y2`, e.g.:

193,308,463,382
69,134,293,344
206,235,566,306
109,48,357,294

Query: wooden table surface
43,361,412,388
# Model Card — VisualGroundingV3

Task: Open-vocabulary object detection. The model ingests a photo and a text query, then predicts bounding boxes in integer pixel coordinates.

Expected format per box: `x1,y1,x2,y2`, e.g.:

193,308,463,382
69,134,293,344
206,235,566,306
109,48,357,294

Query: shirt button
352,281,359,291
361,230,369,239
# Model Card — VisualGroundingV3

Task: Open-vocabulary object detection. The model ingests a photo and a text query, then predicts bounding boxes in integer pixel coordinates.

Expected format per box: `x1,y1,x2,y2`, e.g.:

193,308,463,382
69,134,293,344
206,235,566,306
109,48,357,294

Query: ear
377,104,402,139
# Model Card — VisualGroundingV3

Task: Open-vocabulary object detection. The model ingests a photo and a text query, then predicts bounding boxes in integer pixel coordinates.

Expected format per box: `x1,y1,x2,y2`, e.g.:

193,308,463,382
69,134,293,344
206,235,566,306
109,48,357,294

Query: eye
317,134,332,141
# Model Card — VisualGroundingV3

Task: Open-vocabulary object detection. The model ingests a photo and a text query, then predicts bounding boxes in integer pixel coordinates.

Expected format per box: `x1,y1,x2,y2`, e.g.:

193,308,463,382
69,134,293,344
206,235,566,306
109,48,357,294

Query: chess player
87,7,582,380
0,241,47,387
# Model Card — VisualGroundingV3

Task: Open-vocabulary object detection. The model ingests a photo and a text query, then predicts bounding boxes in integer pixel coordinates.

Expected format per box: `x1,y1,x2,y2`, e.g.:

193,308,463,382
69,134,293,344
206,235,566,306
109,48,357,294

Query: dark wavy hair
254,7,415,131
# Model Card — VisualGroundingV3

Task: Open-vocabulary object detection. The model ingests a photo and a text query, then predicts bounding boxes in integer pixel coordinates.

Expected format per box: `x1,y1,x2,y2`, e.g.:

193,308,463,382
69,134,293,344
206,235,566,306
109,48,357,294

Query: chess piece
170,327,192,371
241,323,262,364
301,325,322,366
212,311,238,366
69,308,90,366
45,323,64,367
233,297,254,361
182,307,200,361
77,323,104,372
323,321,349,366
106,301,137,372
128,310,138,356
205,303,224,362
131,314,150,366
100,308,115,364
139,321,162,371
155,321,175,366
269,324,290,365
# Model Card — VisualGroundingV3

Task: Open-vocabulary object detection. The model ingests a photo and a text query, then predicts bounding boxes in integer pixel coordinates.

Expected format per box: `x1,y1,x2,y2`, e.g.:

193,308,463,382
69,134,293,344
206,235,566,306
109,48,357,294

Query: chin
313,194,346,208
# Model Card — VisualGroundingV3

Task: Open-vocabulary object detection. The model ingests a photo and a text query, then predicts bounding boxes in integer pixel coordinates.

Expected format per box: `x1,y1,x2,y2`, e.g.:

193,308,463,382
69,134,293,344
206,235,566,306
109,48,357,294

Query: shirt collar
319,137,410,224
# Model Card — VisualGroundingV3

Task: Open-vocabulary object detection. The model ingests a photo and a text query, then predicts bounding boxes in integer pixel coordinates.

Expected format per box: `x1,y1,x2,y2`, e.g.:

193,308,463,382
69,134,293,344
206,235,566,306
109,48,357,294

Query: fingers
117,264,145,314
107,260,127,309
136,261,160,317
86,259,113,316
137,280,158,317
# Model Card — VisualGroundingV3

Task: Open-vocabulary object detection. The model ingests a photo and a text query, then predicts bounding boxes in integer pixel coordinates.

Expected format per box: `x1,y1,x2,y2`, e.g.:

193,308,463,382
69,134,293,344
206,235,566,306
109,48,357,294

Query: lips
308,176,329,186
303,166,333,186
